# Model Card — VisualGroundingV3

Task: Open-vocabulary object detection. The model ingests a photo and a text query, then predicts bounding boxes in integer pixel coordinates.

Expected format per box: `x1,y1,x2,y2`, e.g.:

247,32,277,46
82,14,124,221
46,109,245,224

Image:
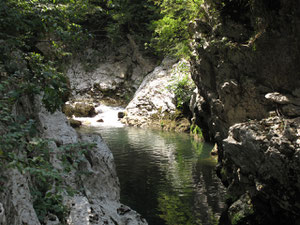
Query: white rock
123,58,192,127
1,97,147,225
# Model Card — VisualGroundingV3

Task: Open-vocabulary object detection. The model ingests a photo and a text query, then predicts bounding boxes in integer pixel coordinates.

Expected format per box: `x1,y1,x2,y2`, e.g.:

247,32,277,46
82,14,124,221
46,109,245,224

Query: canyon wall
190,0,300,224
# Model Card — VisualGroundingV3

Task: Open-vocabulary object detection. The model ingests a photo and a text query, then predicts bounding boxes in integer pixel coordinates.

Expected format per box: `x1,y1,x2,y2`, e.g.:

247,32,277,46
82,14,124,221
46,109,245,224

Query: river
78,105,226,225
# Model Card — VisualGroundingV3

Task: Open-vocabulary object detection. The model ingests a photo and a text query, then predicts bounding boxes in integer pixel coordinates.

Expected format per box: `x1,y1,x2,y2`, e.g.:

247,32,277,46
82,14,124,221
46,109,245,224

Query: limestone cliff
0,97,147,225
190,0,300,224
66,37,156,106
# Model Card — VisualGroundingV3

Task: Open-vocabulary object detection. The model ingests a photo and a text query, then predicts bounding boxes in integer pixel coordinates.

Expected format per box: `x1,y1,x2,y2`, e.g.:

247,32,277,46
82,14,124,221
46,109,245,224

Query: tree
150,0,204,57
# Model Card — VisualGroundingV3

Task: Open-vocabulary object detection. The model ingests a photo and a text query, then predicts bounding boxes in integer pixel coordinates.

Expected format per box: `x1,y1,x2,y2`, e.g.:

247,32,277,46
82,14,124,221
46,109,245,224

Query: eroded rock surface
221,117,300,224
190,0,300,224
122,58,177,127
0,97,147,225
0,169,40,225
66,38,156,105
190,1,300,142
122,58,193,131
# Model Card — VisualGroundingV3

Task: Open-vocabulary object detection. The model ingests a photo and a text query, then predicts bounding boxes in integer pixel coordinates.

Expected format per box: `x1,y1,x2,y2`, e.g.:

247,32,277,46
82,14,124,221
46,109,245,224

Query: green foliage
158,192,195,225
0,1,99,221
167,61,195,109
104,0,160,44
190,124,203,140
26,140,95,223
231,212,244,225
59,142,95,173
25,139,65,222
150,0,204,57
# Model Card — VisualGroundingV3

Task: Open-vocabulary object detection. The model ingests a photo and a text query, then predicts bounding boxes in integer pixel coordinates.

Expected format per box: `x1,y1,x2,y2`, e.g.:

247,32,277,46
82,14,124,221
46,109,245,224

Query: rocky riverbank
66,47,196,133
0,97,147,225
190,0,300,224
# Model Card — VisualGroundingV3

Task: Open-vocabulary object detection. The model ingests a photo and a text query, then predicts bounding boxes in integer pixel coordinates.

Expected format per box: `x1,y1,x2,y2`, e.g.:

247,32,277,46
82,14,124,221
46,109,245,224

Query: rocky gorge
1,0,300,224
0,33,197,224
47,3,300,221
65,43,196,132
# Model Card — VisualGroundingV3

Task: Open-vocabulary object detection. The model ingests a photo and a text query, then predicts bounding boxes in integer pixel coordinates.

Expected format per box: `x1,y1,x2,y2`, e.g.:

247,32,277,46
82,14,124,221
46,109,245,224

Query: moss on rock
73,103,96,117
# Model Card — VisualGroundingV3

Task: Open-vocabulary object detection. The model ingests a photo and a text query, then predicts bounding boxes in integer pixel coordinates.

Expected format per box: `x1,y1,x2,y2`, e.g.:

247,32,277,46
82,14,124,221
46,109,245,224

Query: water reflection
79,126,226,225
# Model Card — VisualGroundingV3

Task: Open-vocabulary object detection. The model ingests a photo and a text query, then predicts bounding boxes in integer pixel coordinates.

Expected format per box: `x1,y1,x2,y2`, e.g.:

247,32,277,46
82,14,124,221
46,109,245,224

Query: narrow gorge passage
78,106,226,225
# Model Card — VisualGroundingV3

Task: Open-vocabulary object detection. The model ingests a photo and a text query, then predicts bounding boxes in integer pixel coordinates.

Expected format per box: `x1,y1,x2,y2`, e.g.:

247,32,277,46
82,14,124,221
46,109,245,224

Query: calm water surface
80,124,226,225
78,106,226,225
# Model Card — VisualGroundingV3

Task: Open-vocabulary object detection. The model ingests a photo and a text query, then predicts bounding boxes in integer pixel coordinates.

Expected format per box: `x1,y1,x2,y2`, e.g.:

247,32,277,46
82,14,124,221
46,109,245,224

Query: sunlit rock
122,58,193,131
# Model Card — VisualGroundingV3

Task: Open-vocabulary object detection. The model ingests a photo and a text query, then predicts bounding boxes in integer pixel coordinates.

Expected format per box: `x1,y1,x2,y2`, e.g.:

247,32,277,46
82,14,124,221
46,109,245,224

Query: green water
79,126,226,225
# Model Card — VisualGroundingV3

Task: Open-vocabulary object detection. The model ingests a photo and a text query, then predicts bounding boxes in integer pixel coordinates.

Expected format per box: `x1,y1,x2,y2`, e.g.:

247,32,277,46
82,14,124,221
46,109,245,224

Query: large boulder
122,58,193,131
63,102,96,117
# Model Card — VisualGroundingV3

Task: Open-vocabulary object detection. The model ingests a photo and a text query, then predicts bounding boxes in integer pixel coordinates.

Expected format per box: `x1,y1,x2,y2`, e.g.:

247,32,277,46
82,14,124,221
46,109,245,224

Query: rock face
0,97,147,225
221,117,300,224
122,58,193,131
66,37,156,105
0,169,41,225
190,0,300,224
190,1,300,142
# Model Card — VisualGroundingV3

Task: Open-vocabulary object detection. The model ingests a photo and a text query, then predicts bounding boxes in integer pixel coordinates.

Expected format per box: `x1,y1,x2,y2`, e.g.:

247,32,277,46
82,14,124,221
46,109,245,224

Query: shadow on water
79,126,226,225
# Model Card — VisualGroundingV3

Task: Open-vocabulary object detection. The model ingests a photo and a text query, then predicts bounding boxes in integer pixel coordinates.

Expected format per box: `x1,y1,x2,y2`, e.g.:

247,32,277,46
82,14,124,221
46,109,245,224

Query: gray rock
222,117,300,220
0,169,41,225
37,102,148,225
190,1,300,222
66,40,156,103
0,203,6,225
264,92,300,117
265,92,291,104
122,58,192,127
265,92,300,106
1,97,147,225
45,214,60,225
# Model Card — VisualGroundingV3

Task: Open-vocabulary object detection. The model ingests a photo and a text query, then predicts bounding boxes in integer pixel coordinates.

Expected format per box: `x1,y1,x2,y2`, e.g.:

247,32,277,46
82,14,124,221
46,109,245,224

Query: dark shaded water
80,125,226,225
